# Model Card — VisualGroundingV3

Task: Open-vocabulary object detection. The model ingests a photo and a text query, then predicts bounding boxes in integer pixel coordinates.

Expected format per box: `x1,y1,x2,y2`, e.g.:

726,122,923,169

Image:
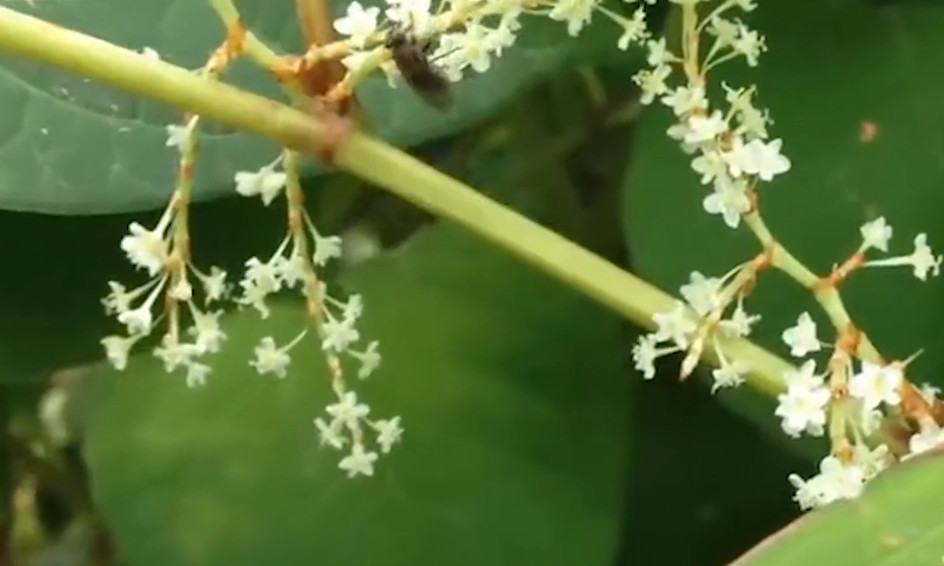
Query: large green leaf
82,223,630,565
2,0,630,214
728,449,944,565
621,1,944,440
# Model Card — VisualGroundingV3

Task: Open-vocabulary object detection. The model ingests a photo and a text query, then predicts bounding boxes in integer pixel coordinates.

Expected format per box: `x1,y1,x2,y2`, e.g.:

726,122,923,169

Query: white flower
342,294,364,322
645,37,675,67
333,1,380,48
118,305,153,336
201,266,228,303
168,278,193,302
188,308,227,353
652,301,697,349
249,334,305,378
781,312,820,358
788,455,865,510
783,359,821,390
711,361,745,393
775,385,830,437
617,8,649,50
679,271,723,316
706,16,738,47
775,362,830,438
153,335,202,373
102,281,144,315
234,165,287,206
313,234,344,266
631,334,659,379
357,341,382,379
548,0,596,36
683,110,727,145
278,253,310,289
691,149,728,185
185,362,211,388
661,86,708,117
724,137,790,181
314,417,347,449
859,217,892,253
632,65,671,105
165,124,189,148
909,234,942,280
101,335,139,370
864,233,943,280
443,24,493,75
703,175,751,228
732,22,765,66
385,0,433,32
121,222,168,276
719,299,761,337
339,443,379,478
374,416,404,453
326,391,371,429
849,361,902,411
237,256,284,318
322,318,360,353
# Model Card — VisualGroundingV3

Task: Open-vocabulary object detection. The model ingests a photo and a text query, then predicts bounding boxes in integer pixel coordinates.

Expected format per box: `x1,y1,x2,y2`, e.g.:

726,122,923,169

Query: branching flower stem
674,1,937,451
0,5,788,397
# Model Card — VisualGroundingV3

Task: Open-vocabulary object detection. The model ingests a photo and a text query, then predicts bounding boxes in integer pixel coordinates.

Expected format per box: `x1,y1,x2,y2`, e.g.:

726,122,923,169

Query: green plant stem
0,6,789,396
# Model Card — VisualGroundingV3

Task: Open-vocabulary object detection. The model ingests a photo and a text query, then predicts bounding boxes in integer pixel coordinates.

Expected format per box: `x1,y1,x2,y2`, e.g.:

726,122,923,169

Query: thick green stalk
0,6,790,396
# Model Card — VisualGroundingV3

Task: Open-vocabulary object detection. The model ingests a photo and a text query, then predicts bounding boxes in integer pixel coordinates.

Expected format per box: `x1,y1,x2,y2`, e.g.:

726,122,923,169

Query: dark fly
384,24,453,112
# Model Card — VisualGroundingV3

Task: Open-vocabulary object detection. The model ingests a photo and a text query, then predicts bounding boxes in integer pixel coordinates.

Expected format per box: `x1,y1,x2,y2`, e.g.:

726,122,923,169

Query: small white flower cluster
231,155,398,476
858,217,943,281
101,123,401,478
631,217,943,510
628,0,944,512
788,447,887,511
336,0,523,88
101,195,230,388
774,310,944,509
331,0,659,95
632,268,761,392
314,392,403,477
773,214,943,506
633,0,785,230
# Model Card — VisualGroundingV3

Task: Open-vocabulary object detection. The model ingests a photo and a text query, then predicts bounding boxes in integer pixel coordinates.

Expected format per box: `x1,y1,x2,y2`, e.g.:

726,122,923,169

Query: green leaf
728,449,944,565
2,0,631,214
621,1,944,445
82,223,630,565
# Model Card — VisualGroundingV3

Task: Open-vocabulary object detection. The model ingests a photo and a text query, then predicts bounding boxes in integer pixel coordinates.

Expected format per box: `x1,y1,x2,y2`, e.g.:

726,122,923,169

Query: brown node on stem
751,245,774,272
824,252,865,288
207,20,247,74
835,323,862,357
745,187,759,214
269,0,363,167
833,440,854,464
292,0,359,117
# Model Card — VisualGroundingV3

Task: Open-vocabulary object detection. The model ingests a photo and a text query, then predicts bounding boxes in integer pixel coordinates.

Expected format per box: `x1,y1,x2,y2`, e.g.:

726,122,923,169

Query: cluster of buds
628,0,944,510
